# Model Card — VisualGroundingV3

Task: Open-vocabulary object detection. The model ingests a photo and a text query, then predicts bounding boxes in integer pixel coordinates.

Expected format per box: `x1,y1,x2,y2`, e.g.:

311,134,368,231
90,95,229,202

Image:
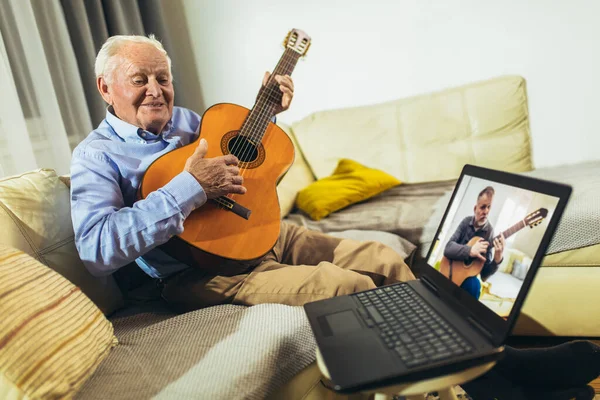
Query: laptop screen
426,174,560,319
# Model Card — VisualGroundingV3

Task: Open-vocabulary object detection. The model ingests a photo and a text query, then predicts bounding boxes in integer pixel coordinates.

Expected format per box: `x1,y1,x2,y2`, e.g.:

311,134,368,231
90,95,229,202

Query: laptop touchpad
319,310,363,336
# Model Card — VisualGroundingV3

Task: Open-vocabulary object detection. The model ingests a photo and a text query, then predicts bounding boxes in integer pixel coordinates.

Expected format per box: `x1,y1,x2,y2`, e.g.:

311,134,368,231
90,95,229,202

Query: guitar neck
496,220,526,241
240,48,302,141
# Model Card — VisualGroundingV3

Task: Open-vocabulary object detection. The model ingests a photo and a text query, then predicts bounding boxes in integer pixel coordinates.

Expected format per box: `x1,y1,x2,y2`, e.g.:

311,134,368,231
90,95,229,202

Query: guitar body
139,103,295,264
439,236,486,286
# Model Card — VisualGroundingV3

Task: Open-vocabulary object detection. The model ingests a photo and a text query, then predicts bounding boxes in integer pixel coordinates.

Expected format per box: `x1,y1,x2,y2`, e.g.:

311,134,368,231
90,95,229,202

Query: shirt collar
105,106,174,143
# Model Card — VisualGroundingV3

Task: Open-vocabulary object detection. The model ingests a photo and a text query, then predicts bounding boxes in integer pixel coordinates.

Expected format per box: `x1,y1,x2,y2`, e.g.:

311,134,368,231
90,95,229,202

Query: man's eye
132,78,145,84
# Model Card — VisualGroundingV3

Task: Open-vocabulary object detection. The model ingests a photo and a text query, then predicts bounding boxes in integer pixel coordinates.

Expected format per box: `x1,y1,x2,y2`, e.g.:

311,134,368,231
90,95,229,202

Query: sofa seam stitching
38,236,75,255
0,200,46,263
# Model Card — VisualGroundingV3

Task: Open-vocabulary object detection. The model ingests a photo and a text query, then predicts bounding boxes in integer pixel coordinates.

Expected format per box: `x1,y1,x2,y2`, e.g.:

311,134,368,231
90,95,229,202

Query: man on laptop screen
427,175,559,318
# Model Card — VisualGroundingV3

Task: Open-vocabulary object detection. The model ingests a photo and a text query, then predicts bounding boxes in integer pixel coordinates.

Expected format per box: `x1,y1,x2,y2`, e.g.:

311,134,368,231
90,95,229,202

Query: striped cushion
0,245,117,399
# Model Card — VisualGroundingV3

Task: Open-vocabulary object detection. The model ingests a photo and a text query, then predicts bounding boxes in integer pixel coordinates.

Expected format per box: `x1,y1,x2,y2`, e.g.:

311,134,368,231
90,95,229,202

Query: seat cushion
0,169,124,315
291,75,533,183
276,122,316,218
512,243,600,336
0,245,117,399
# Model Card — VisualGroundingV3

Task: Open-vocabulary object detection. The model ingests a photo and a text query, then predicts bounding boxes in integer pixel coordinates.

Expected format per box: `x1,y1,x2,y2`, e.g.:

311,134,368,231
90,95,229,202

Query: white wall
181,0,600,168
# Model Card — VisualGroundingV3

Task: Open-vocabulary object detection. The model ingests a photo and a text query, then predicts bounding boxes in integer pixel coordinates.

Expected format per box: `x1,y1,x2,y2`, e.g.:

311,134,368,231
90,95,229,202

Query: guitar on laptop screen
439,207,548,287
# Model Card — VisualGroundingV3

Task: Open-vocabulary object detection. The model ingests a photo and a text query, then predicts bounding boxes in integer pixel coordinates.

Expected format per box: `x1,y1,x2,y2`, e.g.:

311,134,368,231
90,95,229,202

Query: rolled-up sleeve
70,149,206,277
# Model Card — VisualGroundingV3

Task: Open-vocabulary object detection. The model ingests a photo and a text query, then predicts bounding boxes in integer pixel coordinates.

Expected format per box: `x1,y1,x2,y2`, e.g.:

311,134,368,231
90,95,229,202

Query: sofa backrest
290,75,533,183
0,169,124,315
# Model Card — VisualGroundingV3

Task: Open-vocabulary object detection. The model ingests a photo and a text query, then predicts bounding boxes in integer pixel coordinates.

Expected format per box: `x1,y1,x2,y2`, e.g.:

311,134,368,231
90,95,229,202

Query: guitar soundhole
220,131,265,169
228,135,259,162
464,258,474,267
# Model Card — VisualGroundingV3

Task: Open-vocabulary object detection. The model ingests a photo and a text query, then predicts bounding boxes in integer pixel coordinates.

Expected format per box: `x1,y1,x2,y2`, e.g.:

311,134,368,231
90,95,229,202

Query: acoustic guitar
439,208,548,286
139,29,311,267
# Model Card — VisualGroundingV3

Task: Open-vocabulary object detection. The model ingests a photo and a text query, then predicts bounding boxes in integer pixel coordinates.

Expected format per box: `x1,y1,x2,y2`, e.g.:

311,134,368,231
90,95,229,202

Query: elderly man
70,34,416,312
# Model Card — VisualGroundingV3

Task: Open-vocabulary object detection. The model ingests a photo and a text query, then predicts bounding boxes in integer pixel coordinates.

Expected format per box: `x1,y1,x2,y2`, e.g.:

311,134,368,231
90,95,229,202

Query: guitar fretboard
496,220,527,241
239,48,301,143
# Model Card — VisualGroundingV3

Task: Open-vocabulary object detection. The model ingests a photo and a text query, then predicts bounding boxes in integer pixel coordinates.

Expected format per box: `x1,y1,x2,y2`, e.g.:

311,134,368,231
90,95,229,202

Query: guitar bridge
211,197,251,220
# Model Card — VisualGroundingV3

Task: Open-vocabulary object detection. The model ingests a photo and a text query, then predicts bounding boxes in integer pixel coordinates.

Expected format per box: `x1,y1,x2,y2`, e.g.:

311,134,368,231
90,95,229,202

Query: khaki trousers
161,222,416,312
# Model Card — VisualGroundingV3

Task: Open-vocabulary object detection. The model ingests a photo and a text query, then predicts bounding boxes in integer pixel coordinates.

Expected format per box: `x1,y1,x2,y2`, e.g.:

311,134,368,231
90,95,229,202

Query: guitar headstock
283,29,311,57
525,208,548,228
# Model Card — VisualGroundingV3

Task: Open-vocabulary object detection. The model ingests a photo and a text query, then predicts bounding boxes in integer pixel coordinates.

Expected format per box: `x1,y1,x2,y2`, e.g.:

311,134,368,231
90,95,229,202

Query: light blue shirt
70,106,206,278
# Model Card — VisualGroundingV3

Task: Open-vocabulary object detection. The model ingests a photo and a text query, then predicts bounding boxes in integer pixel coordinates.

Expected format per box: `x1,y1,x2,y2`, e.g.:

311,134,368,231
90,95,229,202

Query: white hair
95,34,172,84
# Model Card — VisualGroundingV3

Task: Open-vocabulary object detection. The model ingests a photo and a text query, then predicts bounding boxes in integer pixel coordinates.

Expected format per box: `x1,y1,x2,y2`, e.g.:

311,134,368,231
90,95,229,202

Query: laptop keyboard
354,284,474,368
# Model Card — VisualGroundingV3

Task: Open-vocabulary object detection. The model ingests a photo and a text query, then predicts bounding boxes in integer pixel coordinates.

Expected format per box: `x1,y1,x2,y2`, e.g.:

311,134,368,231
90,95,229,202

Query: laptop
303,164,571,393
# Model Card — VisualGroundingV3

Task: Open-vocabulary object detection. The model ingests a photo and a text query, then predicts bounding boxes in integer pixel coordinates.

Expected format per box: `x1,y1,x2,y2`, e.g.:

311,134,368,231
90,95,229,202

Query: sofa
278,75,600,338
1,75,598,399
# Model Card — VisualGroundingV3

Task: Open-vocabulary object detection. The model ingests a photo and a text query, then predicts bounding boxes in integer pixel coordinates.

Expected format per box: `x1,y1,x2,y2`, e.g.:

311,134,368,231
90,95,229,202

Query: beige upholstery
276,122,316,217
291,75,533,183
0,169,124,315
514,245,600,336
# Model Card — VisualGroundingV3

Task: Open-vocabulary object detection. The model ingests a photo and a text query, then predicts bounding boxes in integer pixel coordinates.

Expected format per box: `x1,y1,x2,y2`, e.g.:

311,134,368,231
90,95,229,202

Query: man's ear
97,76,112,105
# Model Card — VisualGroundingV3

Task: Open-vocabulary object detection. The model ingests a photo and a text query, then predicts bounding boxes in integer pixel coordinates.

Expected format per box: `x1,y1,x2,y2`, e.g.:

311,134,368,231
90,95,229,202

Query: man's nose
146,78,161,97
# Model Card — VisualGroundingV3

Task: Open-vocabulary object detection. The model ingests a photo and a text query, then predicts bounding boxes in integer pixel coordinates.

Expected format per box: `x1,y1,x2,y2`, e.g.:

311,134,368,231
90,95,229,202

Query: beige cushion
513,244,600,336
0,245,117,399
276,123,316,217
0,169,124,315
291,75,533,183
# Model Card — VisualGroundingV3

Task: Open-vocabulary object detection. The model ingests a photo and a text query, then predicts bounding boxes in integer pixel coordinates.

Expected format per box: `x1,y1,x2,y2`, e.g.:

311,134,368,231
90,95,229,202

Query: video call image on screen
427,175,559,319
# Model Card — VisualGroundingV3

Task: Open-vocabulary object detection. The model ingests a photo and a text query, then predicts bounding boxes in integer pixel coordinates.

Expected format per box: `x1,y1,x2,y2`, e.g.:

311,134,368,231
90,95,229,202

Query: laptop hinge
467,315,494,340
421,276,439,297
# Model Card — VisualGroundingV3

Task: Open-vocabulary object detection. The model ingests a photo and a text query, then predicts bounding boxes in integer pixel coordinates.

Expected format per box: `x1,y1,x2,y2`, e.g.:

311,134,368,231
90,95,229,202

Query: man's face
98,43,174,134
474,194,493,227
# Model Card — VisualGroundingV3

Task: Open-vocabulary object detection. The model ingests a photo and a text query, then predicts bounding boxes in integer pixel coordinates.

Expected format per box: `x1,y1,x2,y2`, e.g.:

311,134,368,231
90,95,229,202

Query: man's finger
230,185,247,195
280,75,294,91
227,165,240,175
477,254,487,262
222,154,239,166
262,71,270,87
195,138,208,158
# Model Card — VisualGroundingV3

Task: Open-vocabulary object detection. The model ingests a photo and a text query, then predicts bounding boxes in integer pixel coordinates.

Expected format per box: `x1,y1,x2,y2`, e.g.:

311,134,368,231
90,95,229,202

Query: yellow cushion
295,159,401,221
275,123,316,218
0,169,124,315
0,245,117,399
291,75,533,183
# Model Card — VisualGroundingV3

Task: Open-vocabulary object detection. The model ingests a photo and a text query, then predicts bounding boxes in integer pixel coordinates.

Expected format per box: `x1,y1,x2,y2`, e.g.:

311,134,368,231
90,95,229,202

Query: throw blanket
285,180,457,249
525,160,600,254
76,304,317,400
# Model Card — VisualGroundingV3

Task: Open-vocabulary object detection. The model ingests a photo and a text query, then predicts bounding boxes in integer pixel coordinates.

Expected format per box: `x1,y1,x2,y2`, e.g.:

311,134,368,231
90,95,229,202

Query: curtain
0,0,84,176
0,0,203,178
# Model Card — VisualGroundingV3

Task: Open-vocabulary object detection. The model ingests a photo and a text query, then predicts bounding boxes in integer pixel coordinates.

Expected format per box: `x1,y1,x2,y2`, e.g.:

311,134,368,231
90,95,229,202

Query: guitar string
241,51,298,160
223,53,290,205
240,49,299,162
227,48,291,179
233,50,296,174
224,50,298,205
